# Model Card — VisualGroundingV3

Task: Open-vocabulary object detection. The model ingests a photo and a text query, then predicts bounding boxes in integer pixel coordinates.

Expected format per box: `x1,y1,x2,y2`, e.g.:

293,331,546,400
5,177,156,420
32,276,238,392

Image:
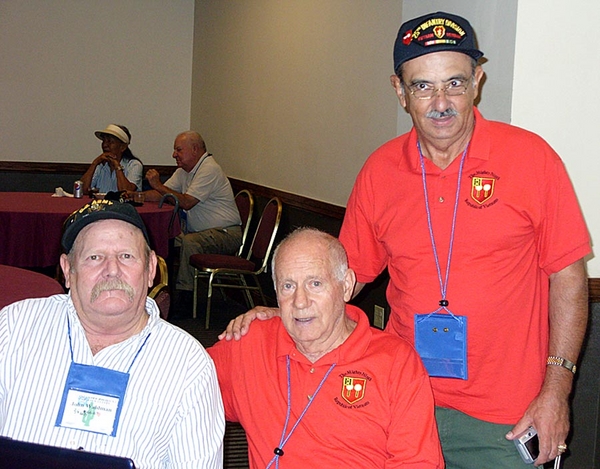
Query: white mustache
426,108,458,119
90,278,134,303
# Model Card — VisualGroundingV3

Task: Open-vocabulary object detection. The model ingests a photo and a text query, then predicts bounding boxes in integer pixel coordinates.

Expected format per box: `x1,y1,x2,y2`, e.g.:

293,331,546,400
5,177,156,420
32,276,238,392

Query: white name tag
55,362,130,437
58,389,120,435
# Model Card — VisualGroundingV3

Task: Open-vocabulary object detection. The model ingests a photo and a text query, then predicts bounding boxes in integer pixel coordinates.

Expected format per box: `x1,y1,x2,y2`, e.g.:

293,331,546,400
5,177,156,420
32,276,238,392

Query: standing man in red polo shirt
338,11,590,468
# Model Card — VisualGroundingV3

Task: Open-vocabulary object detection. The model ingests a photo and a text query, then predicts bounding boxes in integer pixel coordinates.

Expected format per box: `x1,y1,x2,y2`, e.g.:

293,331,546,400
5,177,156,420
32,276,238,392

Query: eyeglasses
407,78,471,100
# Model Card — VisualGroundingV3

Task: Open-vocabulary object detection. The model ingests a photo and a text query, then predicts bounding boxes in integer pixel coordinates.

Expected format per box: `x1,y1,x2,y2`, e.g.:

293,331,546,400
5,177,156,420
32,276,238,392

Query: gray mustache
426,108,458,119
91,278,135,303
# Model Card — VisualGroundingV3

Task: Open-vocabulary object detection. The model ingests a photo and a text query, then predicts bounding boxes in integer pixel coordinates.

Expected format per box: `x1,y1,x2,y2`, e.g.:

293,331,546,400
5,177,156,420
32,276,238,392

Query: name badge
414,313,468,380
56,363,130,437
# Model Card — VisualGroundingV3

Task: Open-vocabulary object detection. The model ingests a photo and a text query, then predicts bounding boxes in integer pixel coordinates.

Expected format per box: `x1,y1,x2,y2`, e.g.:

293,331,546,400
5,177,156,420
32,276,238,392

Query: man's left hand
506,387,569,466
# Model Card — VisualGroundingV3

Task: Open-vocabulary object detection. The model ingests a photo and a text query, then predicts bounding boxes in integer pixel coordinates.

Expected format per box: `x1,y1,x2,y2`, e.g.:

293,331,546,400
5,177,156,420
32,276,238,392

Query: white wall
192,1,403,206
512,1,599,275
0,0,194,165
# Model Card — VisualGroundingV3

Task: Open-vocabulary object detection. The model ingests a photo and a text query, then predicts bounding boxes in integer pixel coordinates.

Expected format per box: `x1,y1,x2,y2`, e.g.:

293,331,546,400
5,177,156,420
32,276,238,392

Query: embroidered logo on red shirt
341,376,367,405
470,176,496,204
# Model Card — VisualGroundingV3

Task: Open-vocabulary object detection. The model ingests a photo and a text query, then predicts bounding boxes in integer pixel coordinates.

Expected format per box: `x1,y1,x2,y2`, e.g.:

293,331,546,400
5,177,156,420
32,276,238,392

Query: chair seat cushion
190,253,256,271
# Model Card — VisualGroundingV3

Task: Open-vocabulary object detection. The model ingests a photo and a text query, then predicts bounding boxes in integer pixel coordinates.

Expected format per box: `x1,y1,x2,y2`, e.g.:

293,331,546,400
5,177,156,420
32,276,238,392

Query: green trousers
435,407,535,469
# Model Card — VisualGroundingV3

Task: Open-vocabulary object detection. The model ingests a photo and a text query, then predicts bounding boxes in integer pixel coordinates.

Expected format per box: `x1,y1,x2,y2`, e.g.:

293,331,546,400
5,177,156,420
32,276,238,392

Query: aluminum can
73,180,83,198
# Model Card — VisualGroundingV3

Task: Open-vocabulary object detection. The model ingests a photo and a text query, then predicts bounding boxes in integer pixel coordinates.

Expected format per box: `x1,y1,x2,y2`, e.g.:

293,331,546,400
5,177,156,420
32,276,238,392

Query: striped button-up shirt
0,294,224,468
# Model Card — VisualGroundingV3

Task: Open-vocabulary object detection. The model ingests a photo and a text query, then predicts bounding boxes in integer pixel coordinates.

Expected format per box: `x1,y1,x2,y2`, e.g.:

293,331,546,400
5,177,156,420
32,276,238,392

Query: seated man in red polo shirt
208,228,443,468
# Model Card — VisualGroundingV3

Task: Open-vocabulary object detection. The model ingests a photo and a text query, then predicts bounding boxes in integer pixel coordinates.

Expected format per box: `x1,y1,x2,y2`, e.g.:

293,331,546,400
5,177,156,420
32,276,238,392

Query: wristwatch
547,356,577,374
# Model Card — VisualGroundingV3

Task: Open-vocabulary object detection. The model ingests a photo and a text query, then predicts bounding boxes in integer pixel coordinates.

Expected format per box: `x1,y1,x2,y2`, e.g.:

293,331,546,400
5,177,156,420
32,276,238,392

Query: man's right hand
146,169,161,189
218,306,280,341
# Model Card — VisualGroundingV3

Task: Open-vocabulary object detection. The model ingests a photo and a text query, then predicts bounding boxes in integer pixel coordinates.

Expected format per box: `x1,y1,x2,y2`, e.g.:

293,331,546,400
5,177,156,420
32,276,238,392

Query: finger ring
557,443,567,453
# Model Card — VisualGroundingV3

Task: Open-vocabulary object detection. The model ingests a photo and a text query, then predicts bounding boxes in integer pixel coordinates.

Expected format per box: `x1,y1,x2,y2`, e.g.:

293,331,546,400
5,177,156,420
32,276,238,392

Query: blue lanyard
67,313,151,373
266,356,336,469
417,141,468,314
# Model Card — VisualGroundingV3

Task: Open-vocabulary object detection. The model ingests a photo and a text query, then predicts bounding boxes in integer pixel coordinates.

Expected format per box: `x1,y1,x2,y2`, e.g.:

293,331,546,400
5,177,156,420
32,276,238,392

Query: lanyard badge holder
415,305,467,379
55,363,130,437
55,316,151,436
414,142,469,380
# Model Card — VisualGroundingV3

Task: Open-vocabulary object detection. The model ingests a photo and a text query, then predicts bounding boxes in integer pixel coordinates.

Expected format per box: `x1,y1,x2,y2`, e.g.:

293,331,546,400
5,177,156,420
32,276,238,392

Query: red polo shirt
209,305,443,468
340,108,591,424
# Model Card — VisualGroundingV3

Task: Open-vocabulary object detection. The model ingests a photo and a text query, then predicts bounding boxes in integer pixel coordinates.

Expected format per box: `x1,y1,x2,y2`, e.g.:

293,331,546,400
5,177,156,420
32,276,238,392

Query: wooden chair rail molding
1,161,597,301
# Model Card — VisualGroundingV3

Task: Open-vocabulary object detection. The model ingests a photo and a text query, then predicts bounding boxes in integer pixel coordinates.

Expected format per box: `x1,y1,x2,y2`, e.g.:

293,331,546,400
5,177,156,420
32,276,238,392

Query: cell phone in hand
514,426,539,464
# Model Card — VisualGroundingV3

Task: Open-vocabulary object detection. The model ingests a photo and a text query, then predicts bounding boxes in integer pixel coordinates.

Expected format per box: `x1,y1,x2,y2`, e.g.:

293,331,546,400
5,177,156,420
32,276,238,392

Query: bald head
176,131,206,153
173,131,208,172
271,228,349,285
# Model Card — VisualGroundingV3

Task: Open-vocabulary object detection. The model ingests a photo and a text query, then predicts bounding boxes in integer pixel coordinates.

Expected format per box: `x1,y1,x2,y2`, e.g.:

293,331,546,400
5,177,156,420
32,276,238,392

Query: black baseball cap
393,11,483,73
62,200,150,253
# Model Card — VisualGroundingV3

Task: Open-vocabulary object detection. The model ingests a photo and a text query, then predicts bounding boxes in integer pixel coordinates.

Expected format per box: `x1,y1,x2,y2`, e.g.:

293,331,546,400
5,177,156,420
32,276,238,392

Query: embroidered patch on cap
405,17,468,49
393,12,483,72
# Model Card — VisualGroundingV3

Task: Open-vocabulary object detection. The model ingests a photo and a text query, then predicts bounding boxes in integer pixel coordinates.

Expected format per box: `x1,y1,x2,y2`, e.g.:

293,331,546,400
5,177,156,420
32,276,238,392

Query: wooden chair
191,197,283,329
149,255,170,320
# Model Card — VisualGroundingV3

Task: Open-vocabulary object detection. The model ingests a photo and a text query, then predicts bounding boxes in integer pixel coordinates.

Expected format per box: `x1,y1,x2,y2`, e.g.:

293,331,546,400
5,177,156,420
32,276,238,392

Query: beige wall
192,1,402,206
0,0,194,165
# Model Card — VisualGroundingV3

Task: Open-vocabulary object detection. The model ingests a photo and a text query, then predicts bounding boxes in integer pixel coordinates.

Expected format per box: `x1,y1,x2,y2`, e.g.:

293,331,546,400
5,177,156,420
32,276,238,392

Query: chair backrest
246,197,283,274
234,189,254,256
149,255,170,319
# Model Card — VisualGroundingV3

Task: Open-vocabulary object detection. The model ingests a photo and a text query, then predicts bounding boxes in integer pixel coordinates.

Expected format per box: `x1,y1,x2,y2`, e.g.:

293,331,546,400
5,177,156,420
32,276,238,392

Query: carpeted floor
170,317,222,347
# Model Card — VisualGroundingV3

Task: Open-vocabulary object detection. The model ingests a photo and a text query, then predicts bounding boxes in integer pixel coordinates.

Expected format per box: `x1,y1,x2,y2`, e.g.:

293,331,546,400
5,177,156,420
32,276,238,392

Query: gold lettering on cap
444,20,465,36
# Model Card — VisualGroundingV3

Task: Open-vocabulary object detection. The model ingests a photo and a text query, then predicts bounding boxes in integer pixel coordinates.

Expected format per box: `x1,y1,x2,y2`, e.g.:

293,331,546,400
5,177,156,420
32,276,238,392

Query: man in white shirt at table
0,200,224,468
140,131,241,317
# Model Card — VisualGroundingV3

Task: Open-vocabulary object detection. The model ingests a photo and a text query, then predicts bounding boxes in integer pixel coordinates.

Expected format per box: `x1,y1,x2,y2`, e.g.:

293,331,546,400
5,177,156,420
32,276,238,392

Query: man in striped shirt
0,200,225,468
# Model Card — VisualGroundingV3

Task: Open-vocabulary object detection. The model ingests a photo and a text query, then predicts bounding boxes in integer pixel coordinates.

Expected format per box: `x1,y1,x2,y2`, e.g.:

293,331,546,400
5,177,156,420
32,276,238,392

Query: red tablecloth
0,264,65,309
0,192,179,268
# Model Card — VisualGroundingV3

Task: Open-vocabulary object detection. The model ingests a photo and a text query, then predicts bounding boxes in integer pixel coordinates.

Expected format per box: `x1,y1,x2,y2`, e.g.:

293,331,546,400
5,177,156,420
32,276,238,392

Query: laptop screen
0,437,136,469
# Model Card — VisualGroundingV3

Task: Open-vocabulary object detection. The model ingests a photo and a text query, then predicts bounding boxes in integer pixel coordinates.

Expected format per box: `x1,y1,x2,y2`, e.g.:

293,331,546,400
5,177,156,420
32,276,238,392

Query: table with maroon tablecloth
0,264,65,309
0,192,179,268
